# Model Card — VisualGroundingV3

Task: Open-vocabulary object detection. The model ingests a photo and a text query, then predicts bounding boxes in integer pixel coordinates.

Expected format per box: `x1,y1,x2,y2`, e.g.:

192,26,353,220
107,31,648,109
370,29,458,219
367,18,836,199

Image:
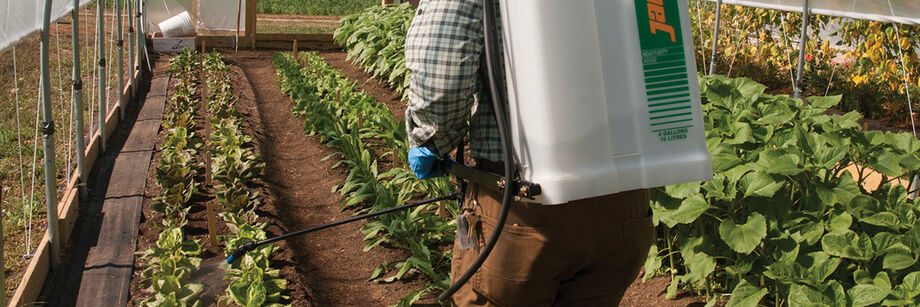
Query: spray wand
226,190,460,264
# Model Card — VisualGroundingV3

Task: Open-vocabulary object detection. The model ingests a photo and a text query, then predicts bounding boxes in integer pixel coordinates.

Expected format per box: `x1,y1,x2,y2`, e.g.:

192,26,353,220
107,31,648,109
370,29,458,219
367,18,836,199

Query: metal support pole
117,0,125,119
136,0,143,73
40,0,62,266
794,0,810,99
72,0,88,199
128,0,136,94
97,0,107,152
708,0,723,75
140,0,151,71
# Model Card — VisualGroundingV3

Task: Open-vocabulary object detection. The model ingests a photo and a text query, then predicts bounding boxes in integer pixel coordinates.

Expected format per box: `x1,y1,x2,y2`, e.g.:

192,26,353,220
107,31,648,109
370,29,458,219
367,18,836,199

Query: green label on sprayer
634,0,694,142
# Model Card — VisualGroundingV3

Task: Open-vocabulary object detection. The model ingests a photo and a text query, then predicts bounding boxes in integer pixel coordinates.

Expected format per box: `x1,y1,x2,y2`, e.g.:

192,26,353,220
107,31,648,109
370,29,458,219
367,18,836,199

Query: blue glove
408,147,443,179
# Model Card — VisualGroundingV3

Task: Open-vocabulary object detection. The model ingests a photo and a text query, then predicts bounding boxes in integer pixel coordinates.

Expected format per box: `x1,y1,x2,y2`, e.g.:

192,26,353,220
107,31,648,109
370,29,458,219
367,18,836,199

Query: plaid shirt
404,0,503,161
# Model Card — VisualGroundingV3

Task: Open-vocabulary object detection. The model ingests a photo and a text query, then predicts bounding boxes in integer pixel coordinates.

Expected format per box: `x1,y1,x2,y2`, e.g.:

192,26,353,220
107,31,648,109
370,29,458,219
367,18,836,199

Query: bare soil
225,50,429,306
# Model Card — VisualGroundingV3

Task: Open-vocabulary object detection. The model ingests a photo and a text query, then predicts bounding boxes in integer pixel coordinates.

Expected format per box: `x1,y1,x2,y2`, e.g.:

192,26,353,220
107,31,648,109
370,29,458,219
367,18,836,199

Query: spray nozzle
226,241,258,264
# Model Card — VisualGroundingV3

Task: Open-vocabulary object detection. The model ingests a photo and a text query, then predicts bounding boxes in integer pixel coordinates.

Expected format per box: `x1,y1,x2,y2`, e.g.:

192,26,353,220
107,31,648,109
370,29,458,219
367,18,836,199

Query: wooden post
292,39,298,56
191,0,199,32
202,39,207,53
246,0,256,49
205,202,219,248
235,0,242,52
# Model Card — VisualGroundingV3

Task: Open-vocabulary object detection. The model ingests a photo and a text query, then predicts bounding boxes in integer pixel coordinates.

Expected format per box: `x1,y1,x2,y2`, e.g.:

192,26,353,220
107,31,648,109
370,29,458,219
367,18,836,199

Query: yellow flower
852,74,868,85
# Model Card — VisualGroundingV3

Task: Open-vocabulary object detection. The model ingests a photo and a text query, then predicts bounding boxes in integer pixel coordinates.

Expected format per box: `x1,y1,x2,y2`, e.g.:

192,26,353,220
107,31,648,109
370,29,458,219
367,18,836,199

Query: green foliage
648,75,920,306
203,52,265,214
155,49,204,228
334,3,415,100
137,228,205,307
692,3,920,122
220,213,289,307
257,0,378,16
274,51,455,305
203,52,288,306
137,48,206,307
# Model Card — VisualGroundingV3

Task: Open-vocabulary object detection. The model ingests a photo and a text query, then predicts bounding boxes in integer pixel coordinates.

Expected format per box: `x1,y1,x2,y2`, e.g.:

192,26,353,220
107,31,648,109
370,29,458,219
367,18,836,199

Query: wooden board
8,237,50,305
195,33,337,50
71,70,170,307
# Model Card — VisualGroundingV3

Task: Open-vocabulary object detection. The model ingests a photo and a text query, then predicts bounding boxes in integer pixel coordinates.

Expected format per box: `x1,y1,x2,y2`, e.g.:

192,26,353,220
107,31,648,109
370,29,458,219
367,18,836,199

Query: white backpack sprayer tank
499,0,712,204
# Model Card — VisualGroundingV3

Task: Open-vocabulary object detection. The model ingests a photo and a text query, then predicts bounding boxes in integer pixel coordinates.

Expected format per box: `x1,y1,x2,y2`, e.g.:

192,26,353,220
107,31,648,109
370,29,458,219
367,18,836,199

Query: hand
408,147,443,179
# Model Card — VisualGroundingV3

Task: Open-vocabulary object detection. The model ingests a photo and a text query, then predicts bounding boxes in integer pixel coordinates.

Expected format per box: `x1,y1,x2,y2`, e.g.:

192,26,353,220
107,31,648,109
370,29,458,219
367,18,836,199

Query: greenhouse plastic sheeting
197,0,246,31
146,0,246,33
147,0,191,33
705,0,920,25
0,0,92,51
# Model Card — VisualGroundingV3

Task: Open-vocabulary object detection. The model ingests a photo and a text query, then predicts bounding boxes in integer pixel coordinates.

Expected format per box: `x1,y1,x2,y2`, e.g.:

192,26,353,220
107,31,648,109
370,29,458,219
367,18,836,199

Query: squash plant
647,74,920,306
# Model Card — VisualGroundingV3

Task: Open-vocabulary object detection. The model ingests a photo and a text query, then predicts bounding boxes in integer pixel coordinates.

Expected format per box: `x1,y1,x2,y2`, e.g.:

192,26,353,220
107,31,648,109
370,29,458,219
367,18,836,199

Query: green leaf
859,212,900,229
729,122,756,144
653,195,711,227
872,151,905,177
788,281,847,307
246,283,267,307
757,148,803,176
719,213,767,254
665,181,703,199
827,211,853,231
739,172,784,198
725,278,767,307
847,284,889,307
800,252,841,285
882,247,915,271
821,230,872,260
642,245,663,282
807,95,842,110
679,236,717,283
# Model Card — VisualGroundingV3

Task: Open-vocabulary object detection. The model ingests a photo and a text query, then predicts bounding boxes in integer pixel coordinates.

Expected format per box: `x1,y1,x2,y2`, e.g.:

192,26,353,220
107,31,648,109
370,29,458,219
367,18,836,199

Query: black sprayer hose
227,190,460,264
438,0,514,302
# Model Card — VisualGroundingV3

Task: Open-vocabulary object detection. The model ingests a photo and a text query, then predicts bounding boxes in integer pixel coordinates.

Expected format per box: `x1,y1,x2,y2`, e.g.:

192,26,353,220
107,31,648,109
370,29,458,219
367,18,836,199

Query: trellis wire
106,6,115,111
26,92,41,256
12,47,27,250
89,7,97,138
779,12,799,91
696,0,708,72
725,10,752,77
824,64,837,96
55,23,73,182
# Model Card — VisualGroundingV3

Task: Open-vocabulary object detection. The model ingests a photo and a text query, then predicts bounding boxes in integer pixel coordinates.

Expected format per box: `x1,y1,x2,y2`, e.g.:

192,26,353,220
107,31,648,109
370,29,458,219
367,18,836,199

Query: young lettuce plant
137,227,204,307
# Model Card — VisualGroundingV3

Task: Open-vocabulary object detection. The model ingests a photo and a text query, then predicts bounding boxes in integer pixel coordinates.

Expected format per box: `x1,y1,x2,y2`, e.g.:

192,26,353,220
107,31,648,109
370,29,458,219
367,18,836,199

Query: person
404,0,655,305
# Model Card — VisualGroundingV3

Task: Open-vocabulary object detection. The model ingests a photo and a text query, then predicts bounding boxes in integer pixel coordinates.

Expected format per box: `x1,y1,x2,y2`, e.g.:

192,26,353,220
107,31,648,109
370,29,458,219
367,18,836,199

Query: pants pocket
471,215,556,306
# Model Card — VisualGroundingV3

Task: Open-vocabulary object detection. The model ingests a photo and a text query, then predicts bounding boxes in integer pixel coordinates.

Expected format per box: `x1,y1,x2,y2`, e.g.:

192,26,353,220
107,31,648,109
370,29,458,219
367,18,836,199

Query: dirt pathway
227,51,425,306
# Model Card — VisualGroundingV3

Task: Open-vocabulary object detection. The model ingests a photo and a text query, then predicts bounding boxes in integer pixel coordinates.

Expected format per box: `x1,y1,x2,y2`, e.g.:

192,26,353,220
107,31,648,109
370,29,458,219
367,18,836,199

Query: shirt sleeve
404,0,484,157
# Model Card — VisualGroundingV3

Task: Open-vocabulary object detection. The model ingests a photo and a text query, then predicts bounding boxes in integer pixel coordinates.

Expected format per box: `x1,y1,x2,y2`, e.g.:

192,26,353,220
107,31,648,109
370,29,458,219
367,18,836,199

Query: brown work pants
450,185,654,306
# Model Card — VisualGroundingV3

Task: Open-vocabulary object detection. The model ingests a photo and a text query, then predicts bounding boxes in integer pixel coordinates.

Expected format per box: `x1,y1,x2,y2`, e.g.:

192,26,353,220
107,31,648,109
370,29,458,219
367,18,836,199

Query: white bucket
158,11,195,37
